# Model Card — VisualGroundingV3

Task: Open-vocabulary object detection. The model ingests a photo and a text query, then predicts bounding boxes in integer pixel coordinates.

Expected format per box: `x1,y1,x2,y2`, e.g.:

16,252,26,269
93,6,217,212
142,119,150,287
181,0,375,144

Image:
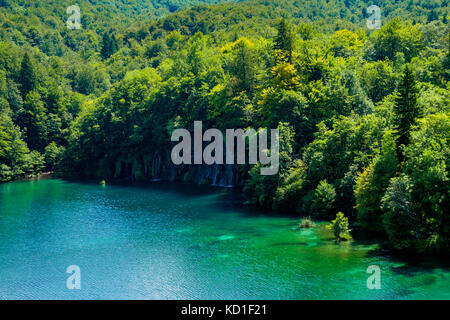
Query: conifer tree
110,33,119,55
274,18,294,63
230,39,256,96
393,65,421,162
18,53,37,97
101,32,118,60
100,32,111,60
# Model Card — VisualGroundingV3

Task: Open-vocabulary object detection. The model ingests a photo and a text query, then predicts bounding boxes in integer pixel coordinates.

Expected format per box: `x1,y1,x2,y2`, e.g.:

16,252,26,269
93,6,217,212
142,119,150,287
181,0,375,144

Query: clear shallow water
0,178,449,300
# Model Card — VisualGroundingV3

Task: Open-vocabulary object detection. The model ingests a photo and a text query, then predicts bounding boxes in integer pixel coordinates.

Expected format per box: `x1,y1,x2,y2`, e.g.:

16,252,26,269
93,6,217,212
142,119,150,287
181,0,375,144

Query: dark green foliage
274,18,294,62
101,32,119,60
393,65,422,161
18,53,37,97
402,114,449,253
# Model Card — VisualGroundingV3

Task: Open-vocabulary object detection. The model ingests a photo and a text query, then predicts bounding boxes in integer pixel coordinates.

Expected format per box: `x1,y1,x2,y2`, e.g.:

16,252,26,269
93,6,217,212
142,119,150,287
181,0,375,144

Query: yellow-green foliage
327,212,352,242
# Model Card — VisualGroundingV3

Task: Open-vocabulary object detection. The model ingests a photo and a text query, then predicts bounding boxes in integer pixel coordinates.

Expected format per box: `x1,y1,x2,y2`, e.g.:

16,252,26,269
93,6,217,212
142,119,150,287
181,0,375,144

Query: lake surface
0,178,449,300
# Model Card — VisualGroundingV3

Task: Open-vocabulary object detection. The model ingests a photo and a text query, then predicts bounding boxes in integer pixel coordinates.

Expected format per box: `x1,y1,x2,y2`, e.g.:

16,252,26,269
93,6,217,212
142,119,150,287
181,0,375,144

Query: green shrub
327,212,352,242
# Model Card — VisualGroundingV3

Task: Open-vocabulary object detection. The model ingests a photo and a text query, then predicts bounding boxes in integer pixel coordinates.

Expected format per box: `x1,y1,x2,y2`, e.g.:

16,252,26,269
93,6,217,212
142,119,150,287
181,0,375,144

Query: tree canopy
0,0,448,254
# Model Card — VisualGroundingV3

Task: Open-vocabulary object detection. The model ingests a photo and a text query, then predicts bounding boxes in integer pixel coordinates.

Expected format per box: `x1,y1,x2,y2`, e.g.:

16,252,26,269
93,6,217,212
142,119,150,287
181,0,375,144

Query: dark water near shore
0,178,449,299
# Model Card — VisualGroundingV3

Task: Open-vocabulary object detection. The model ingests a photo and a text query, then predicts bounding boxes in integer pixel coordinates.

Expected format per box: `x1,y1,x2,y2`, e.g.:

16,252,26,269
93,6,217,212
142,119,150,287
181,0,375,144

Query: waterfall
223,164,235,188
151,152,162,182
212,164,219,186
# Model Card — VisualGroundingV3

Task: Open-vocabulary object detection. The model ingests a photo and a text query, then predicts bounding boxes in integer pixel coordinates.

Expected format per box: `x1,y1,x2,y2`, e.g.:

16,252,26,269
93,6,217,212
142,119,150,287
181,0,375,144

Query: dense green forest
0,0,449,254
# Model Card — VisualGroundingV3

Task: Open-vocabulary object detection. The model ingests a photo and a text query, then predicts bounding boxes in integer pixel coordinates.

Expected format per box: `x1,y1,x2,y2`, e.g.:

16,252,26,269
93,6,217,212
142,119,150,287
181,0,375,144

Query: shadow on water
331,225,450,277
63,177,299,220
365,245,450,277
63,177,221,197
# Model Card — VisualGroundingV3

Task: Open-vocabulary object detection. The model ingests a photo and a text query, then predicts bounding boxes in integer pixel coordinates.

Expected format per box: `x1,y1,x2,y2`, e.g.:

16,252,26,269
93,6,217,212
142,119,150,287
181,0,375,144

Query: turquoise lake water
0,178,449,299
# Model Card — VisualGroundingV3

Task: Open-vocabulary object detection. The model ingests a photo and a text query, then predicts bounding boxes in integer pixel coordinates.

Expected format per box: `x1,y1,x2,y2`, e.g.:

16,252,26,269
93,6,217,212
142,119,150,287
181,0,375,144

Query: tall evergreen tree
230,39,256,96
100,32,111,60
101,32,119,60
274,18,294,63
18,53,37,97
110,33,119,55
393,65,421,162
